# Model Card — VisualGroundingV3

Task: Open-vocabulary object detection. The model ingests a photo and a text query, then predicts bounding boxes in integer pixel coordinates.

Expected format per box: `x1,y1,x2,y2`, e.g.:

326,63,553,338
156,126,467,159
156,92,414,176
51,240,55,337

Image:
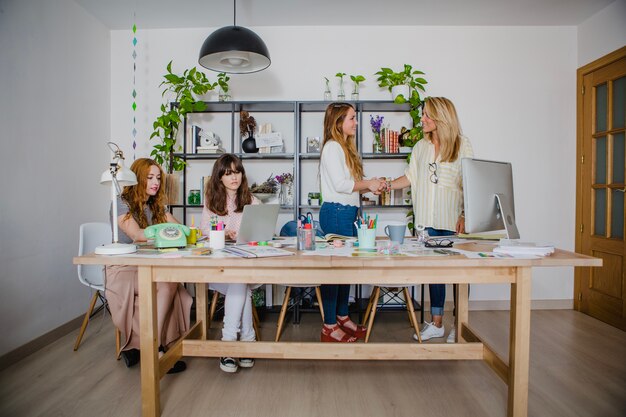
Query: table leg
138,266,160,417
195,283,208,340
508,267,531,417
455,284,469,343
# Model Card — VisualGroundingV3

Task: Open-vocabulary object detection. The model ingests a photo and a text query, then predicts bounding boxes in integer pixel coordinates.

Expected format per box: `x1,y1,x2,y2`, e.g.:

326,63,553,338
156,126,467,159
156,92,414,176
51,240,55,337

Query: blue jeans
319,202,358,324
426,227,455,317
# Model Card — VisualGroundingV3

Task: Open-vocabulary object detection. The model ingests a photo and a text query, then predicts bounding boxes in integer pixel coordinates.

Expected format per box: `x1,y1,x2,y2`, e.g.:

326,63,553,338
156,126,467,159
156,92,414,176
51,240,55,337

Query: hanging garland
131,16,137,160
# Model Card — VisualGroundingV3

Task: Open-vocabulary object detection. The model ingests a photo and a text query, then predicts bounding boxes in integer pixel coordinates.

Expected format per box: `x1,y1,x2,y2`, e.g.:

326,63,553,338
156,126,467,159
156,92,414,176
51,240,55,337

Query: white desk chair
362,285,422,343
74,222,121,358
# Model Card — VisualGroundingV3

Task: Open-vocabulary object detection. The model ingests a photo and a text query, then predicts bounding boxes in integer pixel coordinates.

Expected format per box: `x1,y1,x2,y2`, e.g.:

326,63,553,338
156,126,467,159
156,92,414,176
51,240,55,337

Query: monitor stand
495,193,520,239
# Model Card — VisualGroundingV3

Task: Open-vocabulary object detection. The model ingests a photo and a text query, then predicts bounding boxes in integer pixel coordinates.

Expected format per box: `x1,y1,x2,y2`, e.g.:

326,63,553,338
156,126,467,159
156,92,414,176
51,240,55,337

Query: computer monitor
462,158,520,239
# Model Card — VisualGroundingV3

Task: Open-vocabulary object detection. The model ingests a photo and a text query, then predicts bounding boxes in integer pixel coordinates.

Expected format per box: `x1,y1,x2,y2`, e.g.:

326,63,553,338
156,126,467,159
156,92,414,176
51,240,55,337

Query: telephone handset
144,223,190,249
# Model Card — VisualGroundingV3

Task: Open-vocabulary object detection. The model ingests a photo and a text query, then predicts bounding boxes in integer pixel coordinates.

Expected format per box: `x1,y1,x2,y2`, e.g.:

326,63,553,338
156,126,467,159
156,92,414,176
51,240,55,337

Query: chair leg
275,287,292,342
208,291,219,330
252,302,261,341
364,287,381,343
73,291,100,351
362,286,378,326
404,287,422,343
314,286,325,322
115,327,121,359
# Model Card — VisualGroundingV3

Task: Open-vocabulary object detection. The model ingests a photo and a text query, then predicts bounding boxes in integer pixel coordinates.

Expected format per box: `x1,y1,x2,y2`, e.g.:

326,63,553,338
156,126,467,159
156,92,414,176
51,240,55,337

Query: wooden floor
0,309,625,417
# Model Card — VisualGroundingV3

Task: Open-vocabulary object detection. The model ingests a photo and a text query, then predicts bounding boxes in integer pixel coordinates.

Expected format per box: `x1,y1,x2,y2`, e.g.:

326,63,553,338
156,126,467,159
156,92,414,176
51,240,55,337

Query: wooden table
74,243,600,417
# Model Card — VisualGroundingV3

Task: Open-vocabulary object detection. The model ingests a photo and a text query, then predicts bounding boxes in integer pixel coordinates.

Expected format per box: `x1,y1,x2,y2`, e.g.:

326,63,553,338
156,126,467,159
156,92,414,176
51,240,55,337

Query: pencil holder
298,228,316,251
209,230,225,250
357,228,377,249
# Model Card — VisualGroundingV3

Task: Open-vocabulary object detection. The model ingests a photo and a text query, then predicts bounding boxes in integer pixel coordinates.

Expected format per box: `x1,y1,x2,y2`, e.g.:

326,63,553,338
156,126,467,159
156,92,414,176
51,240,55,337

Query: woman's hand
225,229,238,241
368,178,386,195
455,216,466,234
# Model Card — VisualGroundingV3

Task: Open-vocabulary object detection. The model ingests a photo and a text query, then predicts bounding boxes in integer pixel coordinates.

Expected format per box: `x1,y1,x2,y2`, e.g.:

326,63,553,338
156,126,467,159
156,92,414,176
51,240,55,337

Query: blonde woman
318,102,386,342
387,97,473,343
106,158,192,372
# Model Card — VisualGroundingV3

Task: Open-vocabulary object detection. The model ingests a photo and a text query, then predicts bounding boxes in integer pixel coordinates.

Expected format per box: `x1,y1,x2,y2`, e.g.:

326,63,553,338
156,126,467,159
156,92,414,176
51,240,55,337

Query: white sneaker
238,358,255,368
219,357,238,373
447,328,456,343
413,322,445,341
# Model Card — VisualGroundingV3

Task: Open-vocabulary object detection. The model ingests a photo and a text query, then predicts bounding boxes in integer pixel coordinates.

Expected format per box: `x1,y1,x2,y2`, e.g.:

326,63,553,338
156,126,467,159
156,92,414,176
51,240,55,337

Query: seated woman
106,158,192,373
200,153,261,373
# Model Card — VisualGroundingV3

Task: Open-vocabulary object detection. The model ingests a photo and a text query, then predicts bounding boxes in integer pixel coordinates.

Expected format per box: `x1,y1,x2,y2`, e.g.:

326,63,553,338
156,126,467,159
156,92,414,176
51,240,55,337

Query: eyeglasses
425,238,453,248
428,162,438,184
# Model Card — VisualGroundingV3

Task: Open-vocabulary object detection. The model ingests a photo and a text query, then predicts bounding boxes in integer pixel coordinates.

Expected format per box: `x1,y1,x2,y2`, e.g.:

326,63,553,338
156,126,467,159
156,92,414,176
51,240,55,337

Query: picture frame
306,136,320,153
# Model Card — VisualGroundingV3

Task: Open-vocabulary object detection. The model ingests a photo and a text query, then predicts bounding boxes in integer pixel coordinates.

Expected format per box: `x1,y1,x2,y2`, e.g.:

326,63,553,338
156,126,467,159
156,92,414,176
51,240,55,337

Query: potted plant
217,72,230,101
239,111,258,153
323,77,332,101
375,64,427,101
249,174,278,201
350,74,366,100
335,72,346,100
150,61,216,173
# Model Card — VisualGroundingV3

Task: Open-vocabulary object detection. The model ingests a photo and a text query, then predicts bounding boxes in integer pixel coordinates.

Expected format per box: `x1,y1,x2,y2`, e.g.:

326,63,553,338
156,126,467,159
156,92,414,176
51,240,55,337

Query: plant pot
242,137,259,153
391,85,410,101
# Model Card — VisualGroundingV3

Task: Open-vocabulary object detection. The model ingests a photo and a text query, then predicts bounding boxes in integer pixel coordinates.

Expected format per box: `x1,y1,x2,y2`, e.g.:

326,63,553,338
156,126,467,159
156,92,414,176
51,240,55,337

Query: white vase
391,85,410,101
279,182,294,206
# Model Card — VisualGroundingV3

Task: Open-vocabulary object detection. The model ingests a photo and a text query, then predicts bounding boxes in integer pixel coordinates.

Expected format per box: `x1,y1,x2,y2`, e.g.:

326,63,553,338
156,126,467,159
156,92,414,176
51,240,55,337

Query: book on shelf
196,146,222,154
493,240,555,256
199,176,211,205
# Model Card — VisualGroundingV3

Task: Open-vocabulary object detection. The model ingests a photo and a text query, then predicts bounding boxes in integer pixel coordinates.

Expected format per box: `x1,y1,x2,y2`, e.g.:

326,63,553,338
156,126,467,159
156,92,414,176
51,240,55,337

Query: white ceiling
74,0,616,30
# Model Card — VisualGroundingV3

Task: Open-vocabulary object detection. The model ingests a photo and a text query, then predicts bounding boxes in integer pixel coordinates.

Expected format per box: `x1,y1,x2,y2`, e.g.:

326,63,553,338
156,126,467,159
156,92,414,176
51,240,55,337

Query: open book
222,245,294,258
316,233,354,242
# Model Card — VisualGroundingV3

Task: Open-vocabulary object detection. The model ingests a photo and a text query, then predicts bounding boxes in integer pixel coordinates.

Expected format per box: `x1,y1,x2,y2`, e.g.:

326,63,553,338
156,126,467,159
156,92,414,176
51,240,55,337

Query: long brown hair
205,154,252,215
321,102,363,181
424,97,463,163
120,158,168,228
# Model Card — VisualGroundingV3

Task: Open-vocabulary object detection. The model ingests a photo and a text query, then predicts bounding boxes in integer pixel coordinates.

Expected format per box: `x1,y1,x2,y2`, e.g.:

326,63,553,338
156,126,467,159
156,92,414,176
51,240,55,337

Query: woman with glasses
319,102,386,342
386,97,473,343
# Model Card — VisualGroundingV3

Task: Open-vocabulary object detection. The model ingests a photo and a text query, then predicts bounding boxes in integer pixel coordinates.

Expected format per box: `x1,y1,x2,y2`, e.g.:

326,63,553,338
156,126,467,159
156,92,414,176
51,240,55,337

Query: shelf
361,204,412,209
299,153,321,160
362,153,410,160
237,153,295,160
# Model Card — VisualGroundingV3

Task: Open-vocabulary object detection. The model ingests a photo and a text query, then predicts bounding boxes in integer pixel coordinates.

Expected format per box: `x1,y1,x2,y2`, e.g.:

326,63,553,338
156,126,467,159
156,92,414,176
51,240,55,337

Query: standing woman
106,158,191,372
200,154,261,372
318,102,385,342
387,97,473,343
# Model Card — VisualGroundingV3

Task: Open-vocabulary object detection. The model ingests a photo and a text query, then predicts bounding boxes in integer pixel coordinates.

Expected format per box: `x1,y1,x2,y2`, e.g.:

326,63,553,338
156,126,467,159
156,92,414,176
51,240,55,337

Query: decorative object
198,0,271,74
276,173,294,206
306,136,320,153
217,72,231,101
131,18,137,159
307,192,321,206
150,61,216,172
196,130,223,154
323,77,332,101
375,64,426,101
187,189,201,205
95,142,138,255
250,174,278,198
335,72,346,100
350,74,365,101
370,115,384,153
239,110,258,153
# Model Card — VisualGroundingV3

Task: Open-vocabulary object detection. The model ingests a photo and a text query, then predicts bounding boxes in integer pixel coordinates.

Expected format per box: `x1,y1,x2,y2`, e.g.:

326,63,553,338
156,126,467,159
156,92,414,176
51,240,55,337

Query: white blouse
405,136,474,231
319,141,360,207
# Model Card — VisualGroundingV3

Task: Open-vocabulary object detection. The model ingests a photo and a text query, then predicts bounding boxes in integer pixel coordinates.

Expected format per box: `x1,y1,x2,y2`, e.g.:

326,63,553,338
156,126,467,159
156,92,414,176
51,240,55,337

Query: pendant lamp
198,0,270,74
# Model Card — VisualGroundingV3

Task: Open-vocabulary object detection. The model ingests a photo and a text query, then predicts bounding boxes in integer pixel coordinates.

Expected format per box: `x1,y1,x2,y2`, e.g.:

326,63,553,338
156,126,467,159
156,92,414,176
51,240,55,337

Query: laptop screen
236,204,280,244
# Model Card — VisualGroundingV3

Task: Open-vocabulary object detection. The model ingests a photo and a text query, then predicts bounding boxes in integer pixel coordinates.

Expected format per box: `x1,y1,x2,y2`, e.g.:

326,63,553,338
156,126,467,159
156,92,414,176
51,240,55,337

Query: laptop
235,204,280,244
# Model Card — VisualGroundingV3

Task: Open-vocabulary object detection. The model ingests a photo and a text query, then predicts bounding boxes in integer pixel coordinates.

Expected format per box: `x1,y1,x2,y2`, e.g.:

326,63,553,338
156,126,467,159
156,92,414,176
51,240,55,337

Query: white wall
111,25,578,303
578,0,626,67
0,0,110,356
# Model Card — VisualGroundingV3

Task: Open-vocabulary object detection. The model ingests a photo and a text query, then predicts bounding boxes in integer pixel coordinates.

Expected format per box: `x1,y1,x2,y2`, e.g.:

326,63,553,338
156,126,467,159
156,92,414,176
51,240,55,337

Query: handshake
368,177,391,195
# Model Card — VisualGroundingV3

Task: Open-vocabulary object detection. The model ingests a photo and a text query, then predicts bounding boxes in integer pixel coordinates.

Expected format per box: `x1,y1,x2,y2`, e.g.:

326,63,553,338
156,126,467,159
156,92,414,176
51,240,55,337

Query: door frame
575,45,626,311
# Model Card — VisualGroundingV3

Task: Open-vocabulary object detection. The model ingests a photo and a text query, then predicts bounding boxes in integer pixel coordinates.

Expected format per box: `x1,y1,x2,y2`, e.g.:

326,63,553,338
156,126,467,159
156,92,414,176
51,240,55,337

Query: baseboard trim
421,299,574,312
0,314,84,372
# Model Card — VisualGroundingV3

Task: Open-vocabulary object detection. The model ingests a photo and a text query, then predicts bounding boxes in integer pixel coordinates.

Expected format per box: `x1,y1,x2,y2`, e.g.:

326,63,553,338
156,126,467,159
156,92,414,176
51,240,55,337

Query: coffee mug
357,228,377,249
209,230,225,250
384,222,407,244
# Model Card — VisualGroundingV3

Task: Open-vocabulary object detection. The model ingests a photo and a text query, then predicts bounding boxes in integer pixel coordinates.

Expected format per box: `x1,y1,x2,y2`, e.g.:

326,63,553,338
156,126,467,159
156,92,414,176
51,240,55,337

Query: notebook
236,204,280,244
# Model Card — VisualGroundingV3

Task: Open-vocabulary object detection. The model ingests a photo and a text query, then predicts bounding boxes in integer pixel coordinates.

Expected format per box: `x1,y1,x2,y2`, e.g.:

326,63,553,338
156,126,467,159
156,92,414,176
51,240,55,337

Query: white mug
209,230,225,250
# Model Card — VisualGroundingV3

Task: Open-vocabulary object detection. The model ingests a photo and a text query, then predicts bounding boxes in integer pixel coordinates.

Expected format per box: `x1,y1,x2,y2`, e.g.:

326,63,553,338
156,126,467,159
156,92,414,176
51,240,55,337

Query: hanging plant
150,61,217,172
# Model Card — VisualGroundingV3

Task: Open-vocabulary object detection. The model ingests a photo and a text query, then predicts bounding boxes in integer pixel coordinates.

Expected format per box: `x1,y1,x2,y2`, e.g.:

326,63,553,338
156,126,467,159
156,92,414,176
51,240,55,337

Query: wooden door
576,46,626,330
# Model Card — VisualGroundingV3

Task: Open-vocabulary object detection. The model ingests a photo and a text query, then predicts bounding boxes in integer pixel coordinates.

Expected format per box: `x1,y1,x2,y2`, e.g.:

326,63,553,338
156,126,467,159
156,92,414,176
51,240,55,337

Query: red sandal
320,325,357,343
336,316,367,340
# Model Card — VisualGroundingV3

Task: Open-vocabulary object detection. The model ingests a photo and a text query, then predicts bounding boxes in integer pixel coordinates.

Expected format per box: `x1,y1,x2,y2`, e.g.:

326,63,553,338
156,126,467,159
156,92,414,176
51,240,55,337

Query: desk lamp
95,142,138,255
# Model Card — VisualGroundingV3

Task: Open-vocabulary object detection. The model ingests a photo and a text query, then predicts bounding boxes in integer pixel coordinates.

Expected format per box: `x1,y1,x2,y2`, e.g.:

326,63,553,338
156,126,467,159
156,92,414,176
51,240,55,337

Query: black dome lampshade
198,1,270,74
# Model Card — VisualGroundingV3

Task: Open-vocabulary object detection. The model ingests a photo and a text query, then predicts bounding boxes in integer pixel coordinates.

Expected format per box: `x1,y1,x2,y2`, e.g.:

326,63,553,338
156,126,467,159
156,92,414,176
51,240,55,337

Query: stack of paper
493,240,555,256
